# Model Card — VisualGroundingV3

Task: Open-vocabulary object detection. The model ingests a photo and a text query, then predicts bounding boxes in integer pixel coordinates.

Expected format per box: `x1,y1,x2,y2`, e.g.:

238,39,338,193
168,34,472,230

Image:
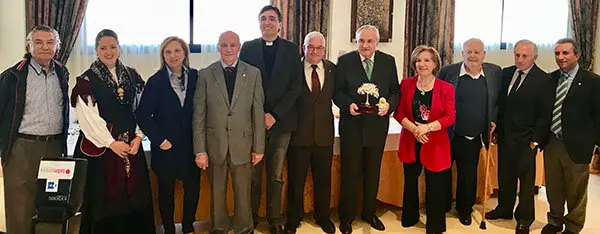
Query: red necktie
311,64,320,93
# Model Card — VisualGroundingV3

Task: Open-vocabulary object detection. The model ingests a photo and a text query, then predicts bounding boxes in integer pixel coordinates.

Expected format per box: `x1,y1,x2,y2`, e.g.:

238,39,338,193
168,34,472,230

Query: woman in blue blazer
136,36,199,234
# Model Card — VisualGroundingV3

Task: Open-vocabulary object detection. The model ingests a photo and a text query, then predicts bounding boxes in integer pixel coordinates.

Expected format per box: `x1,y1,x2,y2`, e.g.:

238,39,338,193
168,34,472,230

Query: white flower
357,83,379,105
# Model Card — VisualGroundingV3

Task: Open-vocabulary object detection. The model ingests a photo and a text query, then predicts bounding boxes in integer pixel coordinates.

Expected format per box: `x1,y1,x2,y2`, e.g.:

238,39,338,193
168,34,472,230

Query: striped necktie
551,72,569,135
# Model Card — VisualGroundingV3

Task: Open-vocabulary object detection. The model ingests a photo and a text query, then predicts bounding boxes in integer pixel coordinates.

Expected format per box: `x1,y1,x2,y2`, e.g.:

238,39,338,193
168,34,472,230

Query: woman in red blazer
393,45,455,234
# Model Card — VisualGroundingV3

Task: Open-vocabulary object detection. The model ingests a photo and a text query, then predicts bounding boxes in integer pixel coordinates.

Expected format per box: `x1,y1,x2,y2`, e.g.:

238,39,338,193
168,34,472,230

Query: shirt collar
359,52,375,64
166,66,188,78
518,64,534,75
304,60,324,70
29,58,54,75
459,62,485,79
562,63,579,80
221,59,238,69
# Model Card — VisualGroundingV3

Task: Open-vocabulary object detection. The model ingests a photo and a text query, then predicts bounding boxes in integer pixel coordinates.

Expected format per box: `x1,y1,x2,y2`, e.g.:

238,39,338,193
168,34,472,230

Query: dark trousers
156,167,200,234
208,153,253,234
402,143,447,233
544,136,589,233
338,142,385,222
4,137,61,234
497,139,536,225
92,208,155,234
251,133,291,226
286,144,333,227
446,135,482,215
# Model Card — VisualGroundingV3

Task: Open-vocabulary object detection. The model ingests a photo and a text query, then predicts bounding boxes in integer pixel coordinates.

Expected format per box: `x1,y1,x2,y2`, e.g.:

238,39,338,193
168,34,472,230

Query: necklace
417,76,434,95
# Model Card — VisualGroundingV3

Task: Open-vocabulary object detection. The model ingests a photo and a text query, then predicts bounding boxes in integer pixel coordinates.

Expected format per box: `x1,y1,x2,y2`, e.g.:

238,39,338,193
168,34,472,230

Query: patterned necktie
509,70,524,95
551,72,569,135
310,64,320,93
225,66,234,73
364,58,373,80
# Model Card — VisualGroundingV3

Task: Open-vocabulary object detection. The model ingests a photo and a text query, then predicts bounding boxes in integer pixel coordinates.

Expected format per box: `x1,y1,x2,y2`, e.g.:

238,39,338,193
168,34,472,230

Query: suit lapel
354,51,370,82
182,69,196,109
319,60,335,101
159,68,185,110
211,65,230,107
270,39,286,80
256,39,266,74
406,77,417,121
230,63,248,108
565,69,583,101
448,62,461,87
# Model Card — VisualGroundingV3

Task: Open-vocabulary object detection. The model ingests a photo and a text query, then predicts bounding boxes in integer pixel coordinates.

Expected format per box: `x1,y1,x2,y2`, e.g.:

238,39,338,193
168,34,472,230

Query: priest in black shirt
239,5,302,234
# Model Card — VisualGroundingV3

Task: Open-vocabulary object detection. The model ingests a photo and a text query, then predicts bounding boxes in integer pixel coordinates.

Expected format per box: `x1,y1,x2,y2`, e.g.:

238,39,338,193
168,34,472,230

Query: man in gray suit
438,38,502,226
193,31,266,234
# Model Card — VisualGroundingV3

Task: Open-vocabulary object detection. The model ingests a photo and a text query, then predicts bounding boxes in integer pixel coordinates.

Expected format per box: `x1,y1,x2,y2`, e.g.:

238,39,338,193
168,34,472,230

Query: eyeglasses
32,40,56,49
306,45,325,52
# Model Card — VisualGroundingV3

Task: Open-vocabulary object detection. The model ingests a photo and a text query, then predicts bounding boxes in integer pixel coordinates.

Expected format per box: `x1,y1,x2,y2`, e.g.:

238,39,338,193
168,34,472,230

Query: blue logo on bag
47,181,55,189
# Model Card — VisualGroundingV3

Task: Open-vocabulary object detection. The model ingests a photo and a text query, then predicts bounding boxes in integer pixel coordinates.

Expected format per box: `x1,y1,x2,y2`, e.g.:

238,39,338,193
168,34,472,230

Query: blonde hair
159,36,190,68
410,45,442,75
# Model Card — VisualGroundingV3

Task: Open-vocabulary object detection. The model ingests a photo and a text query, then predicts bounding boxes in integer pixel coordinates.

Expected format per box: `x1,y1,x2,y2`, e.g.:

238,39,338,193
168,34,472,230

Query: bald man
193,31,265,234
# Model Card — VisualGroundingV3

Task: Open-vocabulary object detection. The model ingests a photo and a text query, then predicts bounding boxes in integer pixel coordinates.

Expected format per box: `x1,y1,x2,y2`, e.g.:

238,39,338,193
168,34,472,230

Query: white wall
0,0,26,71
328,0,406,75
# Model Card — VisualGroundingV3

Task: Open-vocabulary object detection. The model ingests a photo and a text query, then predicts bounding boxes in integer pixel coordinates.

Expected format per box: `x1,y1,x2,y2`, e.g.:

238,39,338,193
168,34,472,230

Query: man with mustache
540,38,600,234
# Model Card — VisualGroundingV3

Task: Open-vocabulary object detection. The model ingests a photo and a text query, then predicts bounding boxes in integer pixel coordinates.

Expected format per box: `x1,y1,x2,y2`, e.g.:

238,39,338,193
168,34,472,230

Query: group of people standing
1,4,599,234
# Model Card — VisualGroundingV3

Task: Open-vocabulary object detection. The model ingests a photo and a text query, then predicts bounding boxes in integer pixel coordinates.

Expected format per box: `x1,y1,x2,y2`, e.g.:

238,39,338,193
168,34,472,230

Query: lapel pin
243,73,246,77
578,82,581,86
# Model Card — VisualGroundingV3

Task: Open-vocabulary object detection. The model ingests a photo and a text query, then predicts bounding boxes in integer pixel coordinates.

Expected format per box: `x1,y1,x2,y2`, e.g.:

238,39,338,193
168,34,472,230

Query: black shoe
361,216,385,231
316,219,336,234
459,212,472,226
269,225,284,234
485,209,512,220
562,230,577,234
401,216,419,227
283,222,297,234
427,232,442,234
541,224,563,234
515,223,530,234
339,220,353,234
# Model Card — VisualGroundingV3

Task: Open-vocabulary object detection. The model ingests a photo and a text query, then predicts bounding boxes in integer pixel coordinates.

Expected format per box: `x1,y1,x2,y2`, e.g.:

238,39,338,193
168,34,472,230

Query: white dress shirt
304,60,325,91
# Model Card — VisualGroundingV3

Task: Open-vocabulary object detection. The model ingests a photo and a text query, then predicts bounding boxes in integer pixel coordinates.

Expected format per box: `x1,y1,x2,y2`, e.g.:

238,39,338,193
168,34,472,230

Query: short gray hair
355,25,380,42
303,31,326,47
514,39,538,58
463,38,484,49
555,38,580,54
25,25,61,52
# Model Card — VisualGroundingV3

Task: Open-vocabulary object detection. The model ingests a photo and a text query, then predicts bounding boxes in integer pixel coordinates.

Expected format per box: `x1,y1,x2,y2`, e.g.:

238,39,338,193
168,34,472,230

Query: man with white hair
438,38,502,226
0,25,70,234
486,39,554,234
284,31,336,234
334,25,400,234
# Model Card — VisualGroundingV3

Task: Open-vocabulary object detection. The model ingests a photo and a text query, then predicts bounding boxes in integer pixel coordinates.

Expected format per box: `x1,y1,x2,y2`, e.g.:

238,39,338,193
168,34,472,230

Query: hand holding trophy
356,83,380,114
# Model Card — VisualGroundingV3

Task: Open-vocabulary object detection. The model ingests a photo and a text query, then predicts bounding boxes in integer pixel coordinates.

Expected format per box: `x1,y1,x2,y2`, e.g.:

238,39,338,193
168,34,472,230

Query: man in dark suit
239,5,302,233
284,31,336,234
333,25,400,234
193,31,265,234
438,38,501,226
485,39,554,234
540,38,600,234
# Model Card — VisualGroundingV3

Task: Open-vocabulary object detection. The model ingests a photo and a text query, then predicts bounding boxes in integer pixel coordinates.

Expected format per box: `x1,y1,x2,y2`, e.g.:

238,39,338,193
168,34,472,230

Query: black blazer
438,62,502,147
291,59,336,147
333,50,400,147
136,67,198,178
544,68,600,163
239,37,303,135
497,64,553,145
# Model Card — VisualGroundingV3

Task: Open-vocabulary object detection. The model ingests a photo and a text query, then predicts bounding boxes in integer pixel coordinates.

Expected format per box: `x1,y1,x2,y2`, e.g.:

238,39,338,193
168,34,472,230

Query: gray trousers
544,136,590,233
3,137,61,234
208,153,253,234
251,133,291,226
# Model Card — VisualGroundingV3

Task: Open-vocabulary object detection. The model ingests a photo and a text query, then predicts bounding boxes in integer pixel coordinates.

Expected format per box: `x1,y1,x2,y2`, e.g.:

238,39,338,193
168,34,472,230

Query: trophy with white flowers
357,83,380,114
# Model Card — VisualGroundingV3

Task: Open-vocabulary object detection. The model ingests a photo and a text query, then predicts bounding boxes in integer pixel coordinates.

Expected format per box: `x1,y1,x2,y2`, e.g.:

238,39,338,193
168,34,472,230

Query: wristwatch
428,124,433,131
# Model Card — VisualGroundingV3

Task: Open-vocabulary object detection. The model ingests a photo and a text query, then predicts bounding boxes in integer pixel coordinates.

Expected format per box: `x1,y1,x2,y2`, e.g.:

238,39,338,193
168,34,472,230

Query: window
454,0,569,47
84,0,269,47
